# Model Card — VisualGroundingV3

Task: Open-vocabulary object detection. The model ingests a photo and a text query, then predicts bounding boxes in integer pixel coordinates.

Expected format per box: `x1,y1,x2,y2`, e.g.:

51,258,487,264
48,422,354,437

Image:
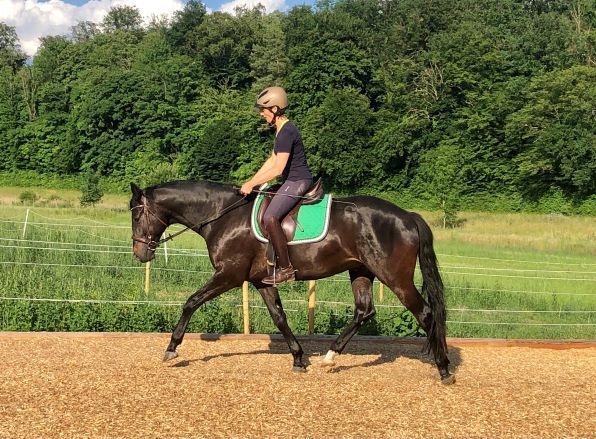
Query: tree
80,172,104,206
302,87,374,191
70,67,139,175
0,22,26,71
102,6,143,33
188,7,263,88
412,142,467,228
506,66,596,198
166,0,207,54
567,0,596,66
124,143,181,188
284,7,374,116
249,13,288,91
0,0,593,211
34,36,71,83
178,118,242,182
71,21,100,43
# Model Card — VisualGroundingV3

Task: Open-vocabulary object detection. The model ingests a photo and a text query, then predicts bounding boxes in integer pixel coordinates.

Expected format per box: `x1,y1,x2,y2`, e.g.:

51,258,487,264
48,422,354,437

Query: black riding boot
263,217,296,285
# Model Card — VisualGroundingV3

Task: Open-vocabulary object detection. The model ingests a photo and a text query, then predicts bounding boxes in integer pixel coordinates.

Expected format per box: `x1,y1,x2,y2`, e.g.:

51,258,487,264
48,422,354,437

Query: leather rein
131,196,248,251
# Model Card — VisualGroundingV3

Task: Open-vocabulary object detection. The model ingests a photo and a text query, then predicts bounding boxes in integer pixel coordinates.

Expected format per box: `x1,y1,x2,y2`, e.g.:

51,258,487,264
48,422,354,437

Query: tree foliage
0,0,594,213
80,172,103,206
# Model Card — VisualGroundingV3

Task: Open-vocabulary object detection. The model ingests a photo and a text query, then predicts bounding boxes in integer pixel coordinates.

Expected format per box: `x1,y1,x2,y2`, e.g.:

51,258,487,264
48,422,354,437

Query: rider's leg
262,179,311,285
262,215,295,284
265,215,291,268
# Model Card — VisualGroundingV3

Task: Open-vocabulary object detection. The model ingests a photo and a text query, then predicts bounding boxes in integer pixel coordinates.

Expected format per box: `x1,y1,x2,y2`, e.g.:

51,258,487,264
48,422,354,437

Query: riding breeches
262,178,313,224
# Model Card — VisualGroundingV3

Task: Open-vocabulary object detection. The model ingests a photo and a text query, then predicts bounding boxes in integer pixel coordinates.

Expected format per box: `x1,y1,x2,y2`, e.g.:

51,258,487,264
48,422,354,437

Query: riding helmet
255,86,288,112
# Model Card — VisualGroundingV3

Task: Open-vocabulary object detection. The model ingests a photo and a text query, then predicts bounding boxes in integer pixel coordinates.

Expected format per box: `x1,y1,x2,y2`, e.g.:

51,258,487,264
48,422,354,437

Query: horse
130,180,454,384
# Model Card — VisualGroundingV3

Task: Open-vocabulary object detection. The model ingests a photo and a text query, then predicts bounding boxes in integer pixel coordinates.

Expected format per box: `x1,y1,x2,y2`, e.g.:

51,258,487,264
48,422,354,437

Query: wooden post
164,241,168,265
308,280,316,335
22,208,30,239
378,282,384,304
242,281,250,335
144,261,151,294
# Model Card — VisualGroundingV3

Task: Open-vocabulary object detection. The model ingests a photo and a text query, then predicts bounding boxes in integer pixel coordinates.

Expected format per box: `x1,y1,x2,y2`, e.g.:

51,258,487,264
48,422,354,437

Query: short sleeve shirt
274,122,313,182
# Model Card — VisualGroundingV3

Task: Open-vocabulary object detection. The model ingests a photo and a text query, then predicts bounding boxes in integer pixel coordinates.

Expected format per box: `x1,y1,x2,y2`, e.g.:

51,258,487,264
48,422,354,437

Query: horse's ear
130,183,143,200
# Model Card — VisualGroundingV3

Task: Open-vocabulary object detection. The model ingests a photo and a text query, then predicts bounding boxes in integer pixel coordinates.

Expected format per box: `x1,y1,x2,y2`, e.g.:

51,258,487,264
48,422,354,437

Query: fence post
242,281,250,335
378,282,384,304
144,261,151,294
164,241,168,265
308,280,316,335
22,208,30,239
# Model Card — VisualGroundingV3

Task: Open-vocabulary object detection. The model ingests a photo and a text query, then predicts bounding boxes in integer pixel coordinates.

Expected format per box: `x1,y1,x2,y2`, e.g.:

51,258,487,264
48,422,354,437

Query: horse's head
130,183,169,262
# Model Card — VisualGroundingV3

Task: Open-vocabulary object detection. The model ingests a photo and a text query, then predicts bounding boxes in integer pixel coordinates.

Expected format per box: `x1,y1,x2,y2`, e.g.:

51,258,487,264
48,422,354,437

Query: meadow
0,186,594,340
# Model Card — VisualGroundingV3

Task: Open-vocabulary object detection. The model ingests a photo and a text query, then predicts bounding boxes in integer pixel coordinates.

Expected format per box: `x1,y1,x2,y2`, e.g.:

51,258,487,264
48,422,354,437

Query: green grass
1,191,594,340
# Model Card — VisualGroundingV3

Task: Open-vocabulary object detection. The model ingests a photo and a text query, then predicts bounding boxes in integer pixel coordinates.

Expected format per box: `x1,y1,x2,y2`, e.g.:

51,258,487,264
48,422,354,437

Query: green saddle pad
251,190,333,245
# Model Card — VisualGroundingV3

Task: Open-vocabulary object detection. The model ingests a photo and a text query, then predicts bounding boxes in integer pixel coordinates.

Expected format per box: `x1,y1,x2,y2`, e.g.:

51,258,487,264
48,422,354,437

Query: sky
1,0,314,56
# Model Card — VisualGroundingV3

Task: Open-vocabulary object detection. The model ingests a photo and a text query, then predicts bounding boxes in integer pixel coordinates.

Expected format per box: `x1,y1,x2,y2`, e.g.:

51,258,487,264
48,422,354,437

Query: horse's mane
143,180,237,199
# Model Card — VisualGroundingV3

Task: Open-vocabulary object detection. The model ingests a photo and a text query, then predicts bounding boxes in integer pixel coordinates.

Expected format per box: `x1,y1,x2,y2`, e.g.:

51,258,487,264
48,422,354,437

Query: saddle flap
256,196,299,241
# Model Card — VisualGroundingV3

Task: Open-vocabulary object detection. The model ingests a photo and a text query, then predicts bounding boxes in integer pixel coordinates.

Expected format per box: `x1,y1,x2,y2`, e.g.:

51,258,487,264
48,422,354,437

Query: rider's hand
239,182,254,196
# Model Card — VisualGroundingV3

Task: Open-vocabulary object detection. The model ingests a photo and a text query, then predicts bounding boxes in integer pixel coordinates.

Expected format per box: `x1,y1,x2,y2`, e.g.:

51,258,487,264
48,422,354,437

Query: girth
256,178,324,241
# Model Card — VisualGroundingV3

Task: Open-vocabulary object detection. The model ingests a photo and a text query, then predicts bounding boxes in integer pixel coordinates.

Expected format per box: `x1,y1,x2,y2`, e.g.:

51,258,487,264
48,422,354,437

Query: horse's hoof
292,366,307,373
163,350,179,362
441,374,456,385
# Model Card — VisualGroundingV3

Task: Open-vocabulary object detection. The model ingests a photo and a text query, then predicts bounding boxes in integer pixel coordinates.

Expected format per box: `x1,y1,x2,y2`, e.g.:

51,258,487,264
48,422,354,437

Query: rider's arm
247,151,289,187
240,151,288,195
240,126,294,195
250,151,276,183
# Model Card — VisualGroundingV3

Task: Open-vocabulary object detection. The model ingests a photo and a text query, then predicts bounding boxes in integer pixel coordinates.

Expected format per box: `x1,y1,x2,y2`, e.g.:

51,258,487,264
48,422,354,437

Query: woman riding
239,86,313,285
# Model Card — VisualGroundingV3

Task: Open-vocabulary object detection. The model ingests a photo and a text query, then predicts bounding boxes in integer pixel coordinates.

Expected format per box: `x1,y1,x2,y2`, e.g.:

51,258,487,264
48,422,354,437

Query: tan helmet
255,86,288,112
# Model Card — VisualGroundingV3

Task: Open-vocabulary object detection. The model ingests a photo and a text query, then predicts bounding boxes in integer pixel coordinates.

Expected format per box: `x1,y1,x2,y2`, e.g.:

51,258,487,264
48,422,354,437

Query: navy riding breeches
262,179,313,225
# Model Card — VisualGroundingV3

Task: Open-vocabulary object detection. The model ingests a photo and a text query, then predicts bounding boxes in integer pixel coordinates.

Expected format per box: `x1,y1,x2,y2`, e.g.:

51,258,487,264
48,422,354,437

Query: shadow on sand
171,334,462,374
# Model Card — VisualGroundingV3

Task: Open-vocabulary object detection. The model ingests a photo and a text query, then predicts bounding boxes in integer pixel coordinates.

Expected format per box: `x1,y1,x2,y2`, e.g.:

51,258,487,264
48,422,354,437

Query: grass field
0,186,594,340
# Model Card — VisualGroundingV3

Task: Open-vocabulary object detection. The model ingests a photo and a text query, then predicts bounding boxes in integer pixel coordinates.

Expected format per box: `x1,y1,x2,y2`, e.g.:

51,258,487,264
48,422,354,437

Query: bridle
130,198,170,251
131,195,248,251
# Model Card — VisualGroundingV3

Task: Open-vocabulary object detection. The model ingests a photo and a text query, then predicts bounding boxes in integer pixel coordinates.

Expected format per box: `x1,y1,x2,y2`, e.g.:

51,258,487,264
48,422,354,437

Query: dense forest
0,0,594,213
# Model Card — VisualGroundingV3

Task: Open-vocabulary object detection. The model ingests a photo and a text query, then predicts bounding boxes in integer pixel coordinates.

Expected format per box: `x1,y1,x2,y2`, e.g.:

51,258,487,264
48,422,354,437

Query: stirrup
262,265,296,286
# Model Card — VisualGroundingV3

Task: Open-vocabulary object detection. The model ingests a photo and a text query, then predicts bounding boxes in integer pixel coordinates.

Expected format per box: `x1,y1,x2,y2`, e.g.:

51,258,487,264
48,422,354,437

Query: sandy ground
0,332,594,439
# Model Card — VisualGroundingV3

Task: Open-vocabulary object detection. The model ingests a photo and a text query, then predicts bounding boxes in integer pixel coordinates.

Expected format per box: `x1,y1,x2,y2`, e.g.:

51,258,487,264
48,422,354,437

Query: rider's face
260,107,276,124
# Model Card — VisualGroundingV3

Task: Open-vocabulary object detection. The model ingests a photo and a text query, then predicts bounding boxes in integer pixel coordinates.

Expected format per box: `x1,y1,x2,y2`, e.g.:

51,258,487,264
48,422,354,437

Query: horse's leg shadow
168,344,297,368
326,341,463,374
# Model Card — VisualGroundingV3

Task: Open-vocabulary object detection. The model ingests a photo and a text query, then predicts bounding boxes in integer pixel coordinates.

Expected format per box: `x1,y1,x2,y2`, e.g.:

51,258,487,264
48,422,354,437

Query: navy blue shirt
274,122,312,182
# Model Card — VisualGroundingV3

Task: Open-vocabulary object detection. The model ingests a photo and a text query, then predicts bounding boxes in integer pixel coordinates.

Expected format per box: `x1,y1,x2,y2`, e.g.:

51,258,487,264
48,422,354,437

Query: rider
239,86,313,285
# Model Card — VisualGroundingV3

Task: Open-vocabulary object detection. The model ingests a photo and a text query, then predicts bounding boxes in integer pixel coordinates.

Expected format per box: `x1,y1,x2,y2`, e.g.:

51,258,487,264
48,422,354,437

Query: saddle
256,178,324,242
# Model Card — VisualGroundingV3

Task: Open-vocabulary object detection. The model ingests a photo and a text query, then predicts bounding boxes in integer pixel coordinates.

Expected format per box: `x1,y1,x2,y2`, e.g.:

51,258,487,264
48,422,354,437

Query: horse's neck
157,183,238,229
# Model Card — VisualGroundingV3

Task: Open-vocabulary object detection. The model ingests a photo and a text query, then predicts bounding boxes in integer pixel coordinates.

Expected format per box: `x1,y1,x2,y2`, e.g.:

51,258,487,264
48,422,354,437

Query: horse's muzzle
133,246,156,263
132,236,157,262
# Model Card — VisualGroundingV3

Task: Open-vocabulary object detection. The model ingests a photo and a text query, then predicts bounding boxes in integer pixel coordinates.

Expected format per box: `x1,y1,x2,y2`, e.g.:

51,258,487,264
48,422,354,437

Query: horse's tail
411,213,448,361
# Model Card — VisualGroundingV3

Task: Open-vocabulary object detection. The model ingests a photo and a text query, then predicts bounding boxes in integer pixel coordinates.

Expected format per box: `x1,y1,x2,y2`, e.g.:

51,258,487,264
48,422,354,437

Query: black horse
130,180,454,384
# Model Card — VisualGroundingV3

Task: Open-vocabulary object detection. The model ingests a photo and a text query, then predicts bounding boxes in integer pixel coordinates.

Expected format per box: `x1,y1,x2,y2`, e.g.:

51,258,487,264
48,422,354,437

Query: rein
131,196,248,250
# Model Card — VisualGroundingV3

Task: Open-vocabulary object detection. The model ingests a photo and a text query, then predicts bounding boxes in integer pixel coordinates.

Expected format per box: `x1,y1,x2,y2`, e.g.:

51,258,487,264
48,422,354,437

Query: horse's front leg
257,285,306,372
164,271,239,361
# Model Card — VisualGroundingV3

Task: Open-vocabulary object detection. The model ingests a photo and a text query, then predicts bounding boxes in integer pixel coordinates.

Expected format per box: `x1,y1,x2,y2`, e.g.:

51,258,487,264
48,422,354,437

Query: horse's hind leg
388,275,453,384
257,285,306,372
321,268,376,367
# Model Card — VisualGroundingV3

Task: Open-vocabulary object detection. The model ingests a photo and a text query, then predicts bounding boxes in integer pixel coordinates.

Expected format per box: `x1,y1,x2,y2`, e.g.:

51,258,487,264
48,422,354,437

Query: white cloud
0,0,186,56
